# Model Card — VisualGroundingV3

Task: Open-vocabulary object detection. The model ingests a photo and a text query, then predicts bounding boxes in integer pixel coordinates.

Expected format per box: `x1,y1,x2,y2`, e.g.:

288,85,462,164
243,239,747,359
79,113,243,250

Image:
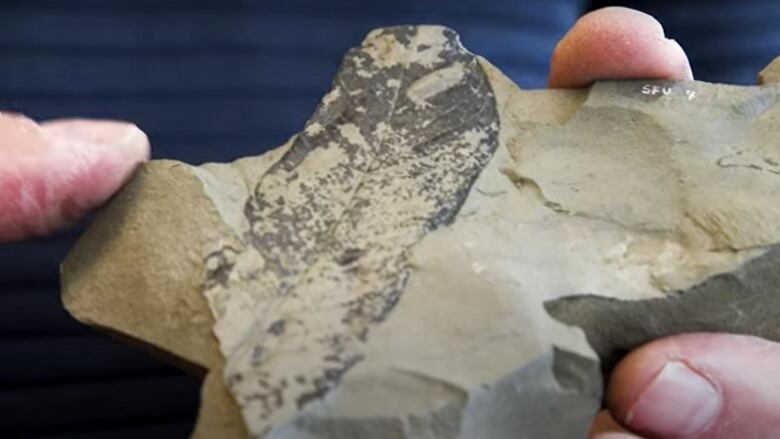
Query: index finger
0,113,149,242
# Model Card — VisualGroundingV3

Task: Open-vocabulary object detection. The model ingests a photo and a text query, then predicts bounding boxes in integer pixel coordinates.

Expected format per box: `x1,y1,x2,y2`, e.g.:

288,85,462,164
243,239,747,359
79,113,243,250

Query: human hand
548,7,780,438
0,114,149,243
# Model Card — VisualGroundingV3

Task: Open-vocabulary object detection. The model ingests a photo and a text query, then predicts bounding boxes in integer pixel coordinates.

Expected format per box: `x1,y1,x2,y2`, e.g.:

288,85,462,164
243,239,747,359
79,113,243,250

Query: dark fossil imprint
203,25,500,433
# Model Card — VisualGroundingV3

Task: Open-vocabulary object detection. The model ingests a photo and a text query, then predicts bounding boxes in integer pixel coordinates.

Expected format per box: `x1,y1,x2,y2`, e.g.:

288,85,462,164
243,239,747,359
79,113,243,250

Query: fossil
62,26,780,438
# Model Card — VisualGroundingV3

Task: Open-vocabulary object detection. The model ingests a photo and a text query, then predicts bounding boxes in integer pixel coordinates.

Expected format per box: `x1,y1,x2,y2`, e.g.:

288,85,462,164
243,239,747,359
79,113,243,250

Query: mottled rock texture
61,26,780,438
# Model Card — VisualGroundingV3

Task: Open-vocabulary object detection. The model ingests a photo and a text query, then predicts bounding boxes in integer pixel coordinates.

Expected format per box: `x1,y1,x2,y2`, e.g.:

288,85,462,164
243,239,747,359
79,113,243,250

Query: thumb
607,333,780,439
0,113,149,242
548,6,693,88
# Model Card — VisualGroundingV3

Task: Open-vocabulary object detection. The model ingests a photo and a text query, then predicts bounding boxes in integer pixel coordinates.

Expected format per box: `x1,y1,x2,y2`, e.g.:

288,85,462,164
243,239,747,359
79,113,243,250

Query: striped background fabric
2,1,779,437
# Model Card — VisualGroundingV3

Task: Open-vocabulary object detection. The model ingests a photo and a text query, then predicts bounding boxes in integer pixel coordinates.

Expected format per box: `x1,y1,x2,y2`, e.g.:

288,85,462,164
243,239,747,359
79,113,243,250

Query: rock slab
62,25,780,438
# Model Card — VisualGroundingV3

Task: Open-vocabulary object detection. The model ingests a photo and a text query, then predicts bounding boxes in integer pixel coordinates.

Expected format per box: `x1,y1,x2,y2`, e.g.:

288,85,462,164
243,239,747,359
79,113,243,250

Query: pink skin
1,7,777,438
604,334,780,439
0,114,149,242
589,411,643,439
548,7,693,88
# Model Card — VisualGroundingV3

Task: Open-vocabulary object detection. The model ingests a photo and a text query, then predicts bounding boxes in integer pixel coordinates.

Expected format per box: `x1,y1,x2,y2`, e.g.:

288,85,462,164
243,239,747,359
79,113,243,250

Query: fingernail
666,39,695,80
43,119,150,162
112,123,150,162
625,361,721,437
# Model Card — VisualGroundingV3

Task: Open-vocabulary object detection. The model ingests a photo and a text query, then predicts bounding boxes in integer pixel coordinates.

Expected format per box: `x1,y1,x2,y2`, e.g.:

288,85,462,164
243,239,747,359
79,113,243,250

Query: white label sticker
641,84,697,100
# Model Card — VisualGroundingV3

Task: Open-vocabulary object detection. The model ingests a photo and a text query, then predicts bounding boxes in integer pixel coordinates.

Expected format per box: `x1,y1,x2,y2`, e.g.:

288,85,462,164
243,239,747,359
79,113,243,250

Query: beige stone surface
61,161,247,438
61,26,780,439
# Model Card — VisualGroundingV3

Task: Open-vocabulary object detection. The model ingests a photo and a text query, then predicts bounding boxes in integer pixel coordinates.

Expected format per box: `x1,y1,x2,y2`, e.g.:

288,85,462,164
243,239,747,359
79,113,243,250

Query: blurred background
2,0,779,437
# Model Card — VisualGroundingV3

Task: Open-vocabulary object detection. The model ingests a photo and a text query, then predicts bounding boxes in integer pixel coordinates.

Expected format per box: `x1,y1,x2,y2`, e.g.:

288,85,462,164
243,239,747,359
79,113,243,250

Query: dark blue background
2,0,779,437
